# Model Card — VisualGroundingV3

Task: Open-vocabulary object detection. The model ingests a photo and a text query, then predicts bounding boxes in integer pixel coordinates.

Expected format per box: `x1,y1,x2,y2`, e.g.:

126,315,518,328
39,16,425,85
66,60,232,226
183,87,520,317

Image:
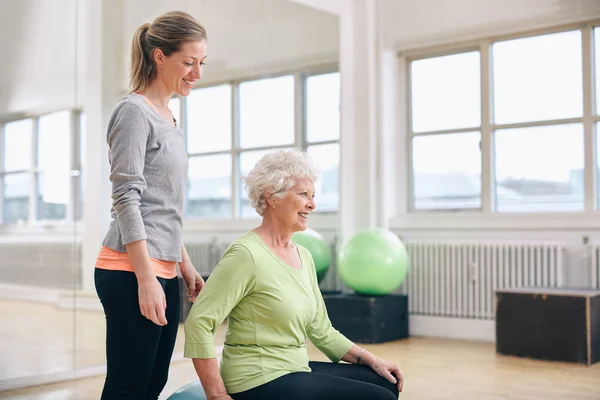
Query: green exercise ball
292,228,331,282
337,228,409,296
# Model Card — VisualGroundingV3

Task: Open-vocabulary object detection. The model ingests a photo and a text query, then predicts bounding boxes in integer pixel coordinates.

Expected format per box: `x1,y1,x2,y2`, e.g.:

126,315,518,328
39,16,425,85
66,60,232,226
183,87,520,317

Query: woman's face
271,178,316,233
155,39,207,96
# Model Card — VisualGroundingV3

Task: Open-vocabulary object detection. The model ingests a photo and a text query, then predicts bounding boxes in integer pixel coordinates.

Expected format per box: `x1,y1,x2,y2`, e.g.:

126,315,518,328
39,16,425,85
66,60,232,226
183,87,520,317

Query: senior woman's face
275,178,316,232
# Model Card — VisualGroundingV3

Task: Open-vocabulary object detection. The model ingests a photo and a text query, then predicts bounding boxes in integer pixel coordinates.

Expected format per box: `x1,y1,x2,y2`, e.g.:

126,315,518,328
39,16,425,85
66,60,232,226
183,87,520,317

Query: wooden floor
1,300,600,399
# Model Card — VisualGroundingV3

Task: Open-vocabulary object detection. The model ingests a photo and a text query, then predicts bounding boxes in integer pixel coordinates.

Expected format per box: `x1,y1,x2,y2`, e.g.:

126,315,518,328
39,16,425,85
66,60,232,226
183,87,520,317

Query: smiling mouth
183,78,195,88
298,212,308,219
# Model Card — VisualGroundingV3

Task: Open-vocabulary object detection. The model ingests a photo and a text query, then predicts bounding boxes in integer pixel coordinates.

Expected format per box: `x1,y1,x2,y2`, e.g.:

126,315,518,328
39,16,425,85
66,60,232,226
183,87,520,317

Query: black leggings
94,269,180,400
231,361,399,400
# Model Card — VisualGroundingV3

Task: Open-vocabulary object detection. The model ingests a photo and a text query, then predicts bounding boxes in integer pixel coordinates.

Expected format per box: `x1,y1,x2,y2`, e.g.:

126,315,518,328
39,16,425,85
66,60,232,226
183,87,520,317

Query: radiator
397,241,566,320
590,244,600,289
184,241,232,277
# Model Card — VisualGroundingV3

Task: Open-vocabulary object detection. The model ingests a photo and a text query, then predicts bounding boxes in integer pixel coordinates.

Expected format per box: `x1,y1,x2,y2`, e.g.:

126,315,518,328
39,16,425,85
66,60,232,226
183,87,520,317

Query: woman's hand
137,277,167,326
370,357,404,392
181,262,205,302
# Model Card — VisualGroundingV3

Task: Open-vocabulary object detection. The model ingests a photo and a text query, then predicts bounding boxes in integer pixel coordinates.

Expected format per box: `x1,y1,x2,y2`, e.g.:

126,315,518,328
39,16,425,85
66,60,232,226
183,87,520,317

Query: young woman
94,11,207,399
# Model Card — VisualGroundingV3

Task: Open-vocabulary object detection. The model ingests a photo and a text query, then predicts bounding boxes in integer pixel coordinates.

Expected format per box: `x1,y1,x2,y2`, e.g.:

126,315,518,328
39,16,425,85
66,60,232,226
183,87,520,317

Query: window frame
0,109,83,226
403,19,600,215
183,65,340,221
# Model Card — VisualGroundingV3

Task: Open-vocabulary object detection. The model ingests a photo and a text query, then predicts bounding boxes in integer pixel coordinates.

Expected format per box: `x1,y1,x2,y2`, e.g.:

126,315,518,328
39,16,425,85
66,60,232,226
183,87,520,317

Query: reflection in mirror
0,0,81,394
0,0,340,398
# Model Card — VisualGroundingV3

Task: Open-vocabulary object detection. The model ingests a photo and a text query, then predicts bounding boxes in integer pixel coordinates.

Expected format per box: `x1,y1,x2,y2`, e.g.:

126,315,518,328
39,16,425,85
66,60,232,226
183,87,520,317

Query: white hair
242,148,320,216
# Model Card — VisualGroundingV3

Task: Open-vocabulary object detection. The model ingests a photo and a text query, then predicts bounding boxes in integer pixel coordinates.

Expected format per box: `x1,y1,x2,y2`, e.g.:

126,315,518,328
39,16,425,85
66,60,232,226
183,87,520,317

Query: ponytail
129,23,153,93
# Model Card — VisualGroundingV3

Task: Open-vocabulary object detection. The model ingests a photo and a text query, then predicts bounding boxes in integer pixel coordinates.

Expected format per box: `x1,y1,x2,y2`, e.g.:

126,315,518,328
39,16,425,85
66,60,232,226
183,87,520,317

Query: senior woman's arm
304,251,404,391
304,253,355,361
183,244,256,399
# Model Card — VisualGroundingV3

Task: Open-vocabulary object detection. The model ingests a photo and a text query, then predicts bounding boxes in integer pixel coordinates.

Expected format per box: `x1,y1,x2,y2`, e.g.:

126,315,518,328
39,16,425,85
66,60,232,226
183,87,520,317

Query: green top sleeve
183,244,256,359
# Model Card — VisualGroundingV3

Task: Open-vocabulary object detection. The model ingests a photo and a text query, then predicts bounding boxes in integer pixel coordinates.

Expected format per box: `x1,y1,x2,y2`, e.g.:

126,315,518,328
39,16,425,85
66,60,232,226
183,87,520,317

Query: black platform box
495,287,600,365
323,293,409,344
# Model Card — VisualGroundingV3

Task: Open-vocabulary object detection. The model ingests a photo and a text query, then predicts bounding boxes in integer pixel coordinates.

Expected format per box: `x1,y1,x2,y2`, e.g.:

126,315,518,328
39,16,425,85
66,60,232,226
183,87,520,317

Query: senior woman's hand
370,357,404,392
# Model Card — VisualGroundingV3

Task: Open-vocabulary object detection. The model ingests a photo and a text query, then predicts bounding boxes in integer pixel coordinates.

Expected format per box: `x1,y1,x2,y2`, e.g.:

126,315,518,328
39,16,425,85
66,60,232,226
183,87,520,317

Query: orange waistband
95,246,177,279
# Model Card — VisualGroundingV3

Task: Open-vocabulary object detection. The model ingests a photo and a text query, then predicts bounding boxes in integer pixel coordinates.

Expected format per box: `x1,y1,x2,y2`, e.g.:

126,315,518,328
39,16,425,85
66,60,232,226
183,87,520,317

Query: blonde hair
129,11,207,93
242,148,320,216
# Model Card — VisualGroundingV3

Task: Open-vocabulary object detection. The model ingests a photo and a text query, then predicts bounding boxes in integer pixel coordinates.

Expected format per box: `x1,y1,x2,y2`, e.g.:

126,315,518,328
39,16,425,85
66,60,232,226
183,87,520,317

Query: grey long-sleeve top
102,93,189,262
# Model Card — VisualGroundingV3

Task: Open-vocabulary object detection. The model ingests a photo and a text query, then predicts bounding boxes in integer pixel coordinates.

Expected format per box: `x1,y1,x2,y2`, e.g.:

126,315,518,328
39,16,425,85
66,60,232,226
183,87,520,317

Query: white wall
123,0,339,87
382,0,600,51
0,0,338,118
0,0,79,118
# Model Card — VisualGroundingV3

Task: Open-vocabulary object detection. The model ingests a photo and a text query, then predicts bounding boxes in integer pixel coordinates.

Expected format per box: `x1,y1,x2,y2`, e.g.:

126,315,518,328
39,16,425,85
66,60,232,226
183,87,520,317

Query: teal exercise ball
337,228,409,296
166,380,207,399
293,228,332,282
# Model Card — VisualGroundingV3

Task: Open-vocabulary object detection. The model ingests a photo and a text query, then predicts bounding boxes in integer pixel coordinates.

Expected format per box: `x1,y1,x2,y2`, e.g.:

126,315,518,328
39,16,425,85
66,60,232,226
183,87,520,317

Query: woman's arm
302,249,404,392
184,244,255,398
341,345,404,392
179,244,204,302
107,102,166,326
191,358,231,400
126,240,167,326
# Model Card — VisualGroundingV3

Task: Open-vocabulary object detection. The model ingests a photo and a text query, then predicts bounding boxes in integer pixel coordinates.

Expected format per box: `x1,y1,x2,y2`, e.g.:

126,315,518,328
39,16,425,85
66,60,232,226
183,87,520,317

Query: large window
495,124,584,212
239,76,295,149
185,85,233,219
0,111,82,224
37,111,71,220
409,25,595,213
238,76,296,217
409,51,482,210
493,31,583,124
2,119,33,223
492,30,584,212
305,72,340,212
184,71,341,219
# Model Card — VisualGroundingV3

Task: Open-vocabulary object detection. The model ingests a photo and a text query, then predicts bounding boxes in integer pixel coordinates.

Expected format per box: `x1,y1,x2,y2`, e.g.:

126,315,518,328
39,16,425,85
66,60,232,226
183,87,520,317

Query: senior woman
184,148,403,400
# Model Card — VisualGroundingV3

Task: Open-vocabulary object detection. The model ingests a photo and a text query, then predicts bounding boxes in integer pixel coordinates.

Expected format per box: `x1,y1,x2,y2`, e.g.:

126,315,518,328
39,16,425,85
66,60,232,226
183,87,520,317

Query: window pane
306,72,340,142
240,76,295,148
3,173,29,223
187,85,232,153
410,52,481,132
186,154,232,218
37,111,71,220
307,143,339,212
494,124,584,212
594,27,600,115
3,119,33,172
411,132,481,209
239,149,273,218
169,97,181,126
493,30,583,124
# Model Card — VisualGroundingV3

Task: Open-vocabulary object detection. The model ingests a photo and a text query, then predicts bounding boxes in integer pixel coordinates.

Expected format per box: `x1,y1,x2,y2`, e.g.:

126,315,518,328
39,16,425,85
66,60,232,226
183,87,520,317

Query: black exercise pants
95,269,180,400
231,361,399,400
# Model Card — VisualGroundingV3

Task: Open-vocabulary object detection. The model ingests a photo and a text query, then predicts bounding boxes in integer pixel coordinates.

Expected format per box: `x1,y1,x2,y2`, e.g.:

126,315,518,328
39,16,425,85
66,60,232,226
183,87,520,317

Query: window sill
390,211,600,231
